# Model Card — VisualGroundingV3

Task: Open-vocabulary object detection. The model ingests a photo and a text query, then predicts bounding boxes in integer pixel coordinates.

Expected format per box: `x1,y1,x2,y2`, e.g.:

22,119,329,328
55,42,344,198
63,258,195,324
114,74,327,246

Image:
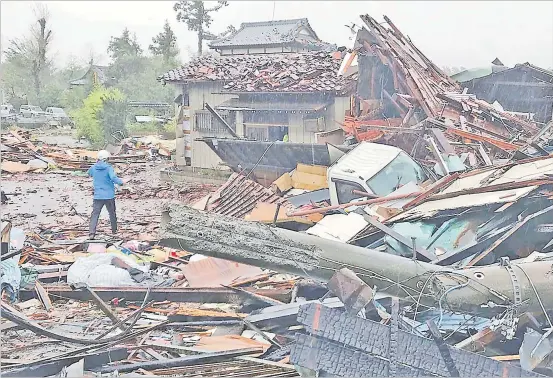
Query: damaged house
460,63,553,124
158,18,356,171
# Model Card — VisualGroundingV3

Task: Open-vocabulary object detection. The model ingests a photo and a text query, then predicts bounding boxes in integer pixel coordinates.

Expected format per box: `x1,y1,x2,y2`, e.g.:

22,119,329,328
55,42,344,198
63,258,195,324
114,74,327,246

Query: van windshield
366,152,427,196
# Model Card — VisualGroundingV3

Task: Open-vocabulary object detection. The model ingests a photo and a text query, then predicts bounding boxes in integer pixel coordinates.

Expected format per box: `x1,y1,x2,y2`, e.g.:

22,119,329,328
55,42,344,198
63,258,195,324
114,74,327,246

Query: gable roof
158,51,357,95
209,18,322,49
69,65,109,86
461,62,553,85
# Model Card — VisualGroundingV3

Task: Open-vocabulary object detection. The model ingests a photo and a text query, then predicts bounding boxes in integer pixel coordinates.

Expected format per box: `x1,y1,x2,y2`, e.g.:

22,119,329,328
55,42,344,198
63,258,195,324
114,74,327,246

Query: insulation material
182,257,265,288
290,164,328,191
305,212,367,242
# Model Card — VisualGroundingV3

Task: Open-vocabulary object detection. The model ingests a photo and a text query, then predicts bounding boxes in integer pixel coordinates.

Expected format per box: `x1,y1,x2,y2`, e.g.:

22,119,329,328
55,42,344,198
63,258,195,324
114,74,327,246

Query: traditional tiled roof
209,18,319,49
158,51,357,95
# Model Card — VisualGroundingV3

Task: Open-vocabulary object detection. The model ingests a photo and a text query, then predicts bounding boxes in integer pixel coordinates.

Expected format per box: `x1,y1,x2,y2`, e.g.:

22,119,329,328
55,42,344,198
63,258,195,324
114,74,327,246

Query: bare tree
5,3,53,97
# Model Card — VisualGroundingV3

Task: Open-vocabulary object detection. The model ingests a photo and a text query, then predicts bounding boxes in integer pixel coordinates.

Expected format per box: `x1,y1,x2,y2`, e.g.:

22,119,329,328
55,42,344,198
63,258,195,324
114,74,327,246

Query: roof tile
159,52,357,95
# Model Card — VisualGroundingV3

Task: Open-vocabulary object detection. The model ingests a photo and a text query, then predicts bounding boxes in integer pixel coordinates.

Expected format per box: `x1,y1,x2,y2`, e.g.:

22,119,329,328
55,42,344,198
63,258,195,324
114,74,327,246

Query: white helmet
97,150,111,161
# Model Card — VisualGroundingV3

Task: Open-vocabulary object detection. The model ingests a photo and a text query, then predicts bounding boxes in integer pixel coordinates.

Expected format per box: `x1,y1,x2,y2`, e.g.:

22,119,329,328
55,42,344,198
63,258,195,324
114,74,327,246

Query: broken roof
196,172,292,219
354,14,541,138
159,52,357,95
209,18,322,49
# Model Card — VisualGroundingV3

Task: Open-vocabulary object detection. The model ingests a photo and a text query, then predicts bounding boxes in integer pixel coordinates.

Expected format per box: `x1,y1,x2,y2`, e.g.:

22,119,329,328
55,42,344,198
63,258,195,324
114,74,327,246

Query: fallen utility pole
160,205,553,318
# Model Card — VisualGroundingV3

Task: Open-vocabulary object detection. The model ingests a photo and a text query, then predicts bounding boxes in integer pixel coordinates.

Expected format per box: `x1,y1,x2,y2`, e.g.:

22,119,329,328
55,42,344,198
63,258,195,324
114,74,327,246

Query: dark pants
89,198,117,236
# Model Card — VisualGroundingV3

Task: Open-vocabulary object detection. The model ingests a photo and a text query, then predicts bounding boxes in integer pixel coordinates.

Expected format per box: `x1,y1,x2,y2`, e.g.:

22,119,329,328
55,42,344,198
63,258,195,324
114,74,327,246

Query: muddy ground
1,130,214,238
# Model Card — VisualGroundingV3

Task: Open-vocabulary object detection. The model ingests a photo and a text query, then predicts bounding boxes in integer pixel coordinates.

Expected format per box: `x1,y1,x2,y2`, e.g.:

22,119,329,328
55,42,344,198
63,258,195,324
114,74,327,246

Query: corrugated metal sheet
204,173,292,219
330,141,401,181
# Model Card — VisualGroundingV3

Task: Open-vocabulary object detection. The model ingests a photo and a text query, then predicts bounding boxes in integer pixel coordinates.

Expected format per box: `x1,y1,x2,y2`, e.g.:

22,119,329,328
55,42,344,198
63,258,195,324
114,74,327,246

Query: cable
438,279,470,327
515,264,553,328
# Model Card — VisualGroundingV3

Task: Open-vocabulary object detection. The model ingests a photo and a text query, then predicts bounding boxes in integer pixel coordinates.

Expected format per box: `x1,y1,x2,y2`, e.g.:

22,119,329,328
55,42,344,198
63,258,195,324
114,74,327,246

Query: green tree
107,28,143,61
71,85,125,147
149,20,180,62
173,1,228,55
112,56,177,103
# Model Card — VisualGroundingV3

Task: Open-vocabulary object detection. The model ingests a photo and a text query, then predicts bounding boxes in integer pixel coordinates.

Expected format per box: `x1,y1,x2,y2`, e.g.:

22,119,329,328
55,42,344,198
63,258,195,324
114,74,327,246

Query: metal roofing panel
200,138,351,179
391,186,537,221
330,142,401,181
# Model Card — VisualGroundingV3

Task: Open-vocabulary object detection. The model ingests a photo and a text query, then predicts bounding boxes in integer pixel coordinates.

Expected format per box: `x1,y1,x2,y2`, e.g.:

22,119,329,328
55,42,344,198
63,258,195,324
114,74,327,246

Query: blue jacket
87,161,123,200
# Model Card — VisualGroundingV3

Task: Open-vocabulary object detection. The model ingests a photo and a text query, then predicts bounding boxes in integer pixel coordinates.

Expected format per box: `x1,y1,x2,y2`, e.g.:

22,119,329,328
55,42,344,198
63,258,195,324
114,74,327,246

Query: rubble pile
340,14,551,166
1,129,174,174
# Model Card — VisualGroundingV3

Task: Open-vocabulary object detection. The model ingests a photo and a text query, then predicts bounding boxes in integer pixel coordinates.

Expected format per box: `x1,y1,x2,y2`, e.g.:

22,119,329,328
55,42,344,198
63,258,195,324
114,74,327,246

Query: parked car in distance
45,107,73,126
0,104,17,122
20,105,46,118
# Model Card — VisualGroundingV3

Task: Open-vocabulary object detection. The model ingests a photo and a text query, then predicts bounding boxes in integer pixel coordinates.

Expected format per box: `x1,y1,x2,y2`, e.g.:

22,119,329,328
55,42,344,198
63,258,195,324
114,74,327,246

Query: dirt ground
1,130,213,238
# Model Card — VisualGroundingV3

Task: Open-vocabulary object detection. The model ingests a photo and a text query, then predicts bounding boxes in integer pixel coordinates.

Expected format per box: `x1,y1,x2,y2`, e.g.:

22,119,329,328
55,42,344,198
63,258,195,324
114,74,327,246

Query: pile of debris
338,14,551,165
1,129,174,175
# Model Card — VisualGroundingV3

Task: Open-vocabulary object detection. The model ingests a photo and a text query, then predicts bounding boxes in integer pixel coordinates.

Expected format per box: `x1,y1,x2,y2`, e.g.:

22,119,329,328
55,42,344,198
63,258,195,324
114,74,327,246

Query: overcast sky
1,1,552,70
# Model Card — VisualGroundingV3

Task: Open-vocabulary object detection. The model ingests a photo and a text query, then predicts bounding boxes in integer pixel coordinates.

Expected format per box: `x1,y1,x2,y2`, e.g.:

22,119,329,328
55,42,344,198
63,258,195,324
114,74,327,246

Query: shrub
71,85,125,148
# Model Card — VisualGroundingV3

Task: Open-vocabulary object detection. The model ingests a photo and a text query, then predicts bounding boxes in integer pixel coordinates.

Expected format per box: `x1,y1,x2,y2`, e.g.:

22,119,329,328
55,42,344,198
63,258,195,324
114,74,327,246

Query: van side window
332,179,367,205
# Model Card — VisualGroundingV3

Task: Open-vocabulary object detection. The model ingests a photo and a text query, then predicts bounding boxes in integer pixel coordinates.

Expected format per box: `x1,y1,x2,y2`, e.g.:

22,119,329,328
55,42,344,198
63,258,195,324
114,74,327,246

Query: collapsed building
3,12,553,378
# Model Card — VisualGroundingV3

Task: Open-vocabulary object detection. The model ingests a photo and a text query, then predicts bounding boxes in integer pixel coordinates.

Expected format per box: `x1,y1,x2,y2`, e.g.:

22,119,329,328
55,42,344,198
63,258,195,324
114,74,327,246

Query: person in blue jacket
87,150,125,239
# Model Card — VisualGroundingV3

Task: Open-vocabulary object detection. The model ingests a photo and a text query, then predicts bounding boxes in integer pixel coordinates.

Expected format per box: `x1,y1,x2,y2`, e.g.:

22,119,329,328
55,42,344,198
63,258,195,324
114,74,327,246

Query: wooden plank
34,281,53,312
430,128,455,154
491,355,520,361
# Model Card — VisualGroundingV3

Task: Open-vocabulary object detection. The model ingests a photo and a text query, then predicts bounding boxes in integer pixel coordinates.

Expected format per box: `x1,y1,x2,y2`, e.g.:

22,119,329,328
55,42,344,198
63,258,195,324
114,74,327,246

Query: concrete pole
160,205,553,318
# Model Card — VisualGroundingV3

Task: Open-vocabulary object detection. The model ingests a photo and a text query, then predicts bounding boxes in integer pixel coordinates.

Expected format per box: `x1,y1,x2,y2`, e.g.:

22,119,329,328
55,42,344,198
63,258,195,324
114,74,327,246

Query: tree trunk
197,28,203,55
197,1,204,55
